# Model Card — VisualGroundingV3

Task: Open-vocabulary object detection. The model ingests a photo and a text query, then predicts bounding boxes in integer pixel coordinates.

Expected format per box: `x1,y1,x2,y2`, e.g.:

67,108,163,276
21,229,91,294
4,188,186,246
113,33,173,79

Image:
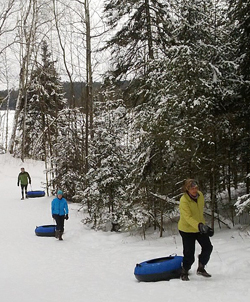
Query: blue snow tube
134,255,183,282
35,225,56,237
27,190,45,198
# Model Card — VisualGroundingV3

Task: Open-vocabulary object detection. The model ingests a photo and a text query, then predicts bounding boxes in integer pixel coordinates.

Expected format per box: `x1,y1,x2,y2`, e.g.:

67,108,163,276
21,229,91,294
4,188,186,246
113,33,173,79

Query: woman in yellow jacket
178,179,213,281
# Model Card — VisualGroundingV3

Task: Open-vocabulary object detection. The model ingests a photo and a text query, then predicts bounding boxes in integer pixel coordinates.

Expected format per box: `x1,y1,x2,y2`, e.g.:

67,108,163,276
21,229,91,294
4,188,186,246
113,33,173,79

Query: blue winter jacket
51,197,69,216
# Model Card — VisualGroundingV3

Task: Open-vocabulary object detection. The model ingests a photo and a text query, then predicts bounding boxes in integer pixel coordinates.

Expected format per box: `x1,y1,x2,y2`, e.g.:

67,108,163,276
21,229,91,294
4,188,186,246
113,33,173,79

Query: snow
0,153,250,302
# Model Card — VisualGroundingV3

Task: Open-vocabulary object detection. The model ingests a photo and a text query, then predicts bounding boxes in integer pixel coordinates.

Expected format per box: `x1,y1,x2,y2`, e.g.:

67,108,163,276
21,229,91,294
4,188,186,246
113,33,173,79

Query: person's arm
64,200,69,219
64,200,69,215
27,172,31,184
17,174,20,186
51,200,54,215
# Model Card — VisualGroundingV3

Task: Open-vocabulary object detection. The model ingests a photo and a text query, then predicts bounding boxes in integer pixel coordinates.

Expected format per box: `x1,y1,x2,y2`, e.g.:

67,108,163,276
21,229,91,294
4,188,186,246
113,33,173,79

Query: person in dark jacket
178,179,213,281
51,190,69,240
17,167,31,200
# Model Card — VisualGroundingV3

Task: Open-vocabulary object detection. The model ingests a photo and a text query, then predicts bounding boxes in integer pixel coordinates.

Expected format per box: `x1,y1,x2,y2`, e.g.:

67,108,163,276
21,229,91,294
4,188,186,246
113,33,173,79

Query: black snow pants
179,231,213,271
53,215,65,232
21,184,28,198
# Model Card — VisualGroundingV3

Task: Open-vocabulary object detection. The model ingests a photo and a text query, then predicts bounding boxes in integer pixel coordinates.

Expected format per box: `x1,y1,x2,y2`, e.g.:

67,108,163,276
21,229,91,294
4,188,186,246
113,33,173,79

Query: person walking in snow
17,167,31,200
51,190,69,240
178,179,213,281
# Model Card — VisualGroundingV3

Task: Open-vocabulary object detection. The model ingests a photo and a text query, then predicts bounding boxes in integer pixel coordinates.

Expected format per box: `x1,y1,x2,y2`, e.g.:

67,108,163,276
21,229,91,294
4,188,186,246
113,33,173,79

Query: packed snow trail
0,154,250,302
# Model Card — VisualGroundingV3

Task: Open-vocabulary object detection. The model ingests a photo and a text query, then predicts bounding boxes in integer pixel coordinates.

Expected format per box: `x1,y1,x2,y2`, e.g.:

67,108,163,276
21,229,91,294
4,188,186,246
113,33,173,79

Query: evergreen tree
49,108,86,199
126,0,238,230
103,0,175,105
81,99,132,230
16,40,67,160
228,0,250,193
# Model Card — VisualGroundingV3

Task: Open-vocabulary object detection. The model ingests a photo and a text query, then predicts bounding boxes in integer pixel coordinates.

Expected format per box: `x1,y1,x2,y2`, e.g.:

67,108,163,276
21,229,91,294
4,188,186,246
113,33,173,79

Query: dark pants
179,231,213,271
53,215,65,232
21,184,28,198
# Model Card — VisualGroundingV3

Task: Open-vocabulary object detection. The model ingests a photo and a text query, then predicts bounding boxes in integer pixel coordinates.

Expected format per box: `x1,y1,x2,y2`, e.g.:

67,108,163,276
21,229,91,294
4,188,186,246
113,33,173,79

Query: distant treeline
0,81,103,110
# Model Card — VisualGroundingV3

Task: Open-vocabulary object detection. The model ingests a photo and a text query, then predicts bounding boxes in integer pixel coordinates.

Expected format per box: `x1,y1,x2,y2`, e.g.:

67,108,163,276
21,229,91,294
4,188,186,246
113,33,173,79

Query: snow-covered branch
235,194,250,216
150,192,234,229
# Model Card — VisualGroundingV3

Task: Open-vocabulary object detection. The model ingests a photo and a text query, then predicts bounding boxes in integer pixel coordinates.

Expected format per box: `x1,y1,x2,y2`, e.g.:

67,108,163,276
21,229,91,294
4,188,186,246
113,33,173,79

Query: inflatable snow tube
35,225,56,237
27,190,45,198
134,255,183,282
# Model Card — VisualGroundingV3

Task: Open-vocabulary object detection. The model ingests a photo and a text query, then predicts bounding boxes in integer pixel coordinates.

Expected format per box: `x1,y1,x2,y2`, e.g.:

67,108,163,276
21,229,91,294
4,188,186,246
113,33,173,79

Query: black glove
65,214,69,220
198,223,209,234
207,226,214,237
52,214,56,219
198,223,214,237
17,183,19,186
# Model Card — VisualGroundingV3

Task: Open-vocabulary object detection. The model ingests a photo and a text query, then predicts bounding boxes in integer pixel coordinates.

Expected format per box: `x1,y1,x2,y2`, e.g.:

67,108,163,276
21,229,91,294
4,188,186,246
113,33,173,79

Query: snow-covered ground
0,152,250,302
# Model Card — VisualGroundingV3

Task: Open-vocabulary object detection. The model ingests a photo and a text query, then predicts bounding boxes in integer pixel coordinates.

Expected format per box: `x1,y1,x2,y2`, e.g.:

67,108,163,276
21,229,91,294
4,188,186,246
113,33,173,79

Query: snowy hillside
0,153,250,302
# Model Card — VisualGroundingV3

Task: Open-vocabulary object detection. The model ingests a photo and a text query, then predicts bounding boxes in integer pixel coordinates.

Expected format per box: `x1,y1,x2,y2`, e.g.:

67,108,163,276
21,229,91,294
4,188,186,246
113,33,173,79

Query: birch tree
9,0,41,159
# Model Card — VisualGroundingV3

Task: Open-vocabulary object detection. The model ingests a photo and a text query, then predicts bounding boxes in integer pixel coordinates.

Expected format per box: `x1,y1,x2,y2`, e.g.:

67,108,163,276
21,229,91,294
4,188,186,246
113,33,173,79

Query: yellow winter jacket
178,191,206,233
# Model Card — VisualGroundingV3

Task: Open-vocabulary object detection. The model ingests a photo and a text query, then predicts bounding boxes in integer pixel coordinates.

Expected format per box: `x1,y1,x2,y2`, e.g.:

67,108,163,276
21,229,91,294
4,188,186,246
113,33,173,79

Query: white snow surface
0,153,250,302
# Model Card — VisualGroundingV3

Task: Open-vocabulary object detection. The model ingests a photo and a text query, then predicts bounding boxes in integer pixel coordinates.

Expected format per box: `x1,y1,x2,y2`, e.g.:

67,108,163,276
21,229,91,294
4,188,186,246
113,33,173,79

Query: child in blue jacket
51,190,69,240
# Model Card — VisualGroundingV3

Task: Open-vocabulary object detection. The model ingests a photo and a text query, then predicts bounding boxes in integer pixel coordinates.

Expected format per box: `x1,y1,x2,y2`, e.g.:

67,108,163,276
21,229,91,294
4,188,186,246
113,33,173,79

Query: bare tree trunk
85,0,93,139
9,0,38,156
9,64,26,155
85,86,89,173
1,49,12,152
4,92,10,152
84,0,94,174
52,0,75,108
21,93,28,161
210,168,216,229
145,0,154,60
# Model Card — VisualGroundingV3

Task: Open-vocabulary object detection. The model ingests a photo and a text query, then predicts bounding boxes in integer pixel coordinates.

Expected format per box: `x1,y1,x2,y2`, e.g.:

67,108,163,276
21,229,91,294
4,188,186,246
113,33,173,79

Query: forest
0,81,103,109
0,0,249,237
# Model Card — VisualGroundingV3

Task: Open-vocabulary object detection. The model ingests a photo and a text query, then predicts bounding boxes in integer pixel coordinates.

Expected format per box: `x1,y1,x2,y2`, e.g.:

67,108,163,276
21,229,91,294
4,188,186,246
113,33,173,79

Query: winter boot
55,230,59,239
58,231,63,241
197,263,211,277
180,268,190,281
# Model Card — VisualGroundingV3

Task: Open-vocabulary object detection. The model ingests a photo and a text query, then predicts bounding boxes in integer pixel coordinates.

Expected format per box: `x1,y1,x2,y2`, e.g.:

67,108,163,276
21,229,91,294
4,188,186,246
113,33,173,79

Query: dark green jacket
18,172,31,186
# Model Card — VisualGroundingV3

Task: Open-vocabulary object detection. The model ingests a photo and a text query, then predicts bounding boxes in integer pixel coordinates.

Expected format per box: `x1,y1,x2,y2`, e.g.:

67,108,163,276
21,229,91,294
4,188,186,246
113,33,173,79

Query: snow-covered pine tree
103,0,175,105
15,40,67,160
101,0,180,235
81,98,132,231
13,40,67,194
125,0,240,232
228,0,250,194
49,107,86,199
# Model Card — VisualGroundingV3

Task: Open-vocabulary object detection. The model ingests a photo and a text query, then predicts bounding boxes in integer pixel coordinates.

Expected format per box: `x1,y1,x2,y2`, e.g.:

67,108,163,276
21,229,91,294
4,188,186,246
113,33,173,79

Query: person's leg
21,185,24,199
24,184,28,198
56,215,64,232
179,231,196,271
179,231,197,280
196,234,213,277
52,215,65,240
53,215,60,238
196,234,213,265
57,216,65,240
